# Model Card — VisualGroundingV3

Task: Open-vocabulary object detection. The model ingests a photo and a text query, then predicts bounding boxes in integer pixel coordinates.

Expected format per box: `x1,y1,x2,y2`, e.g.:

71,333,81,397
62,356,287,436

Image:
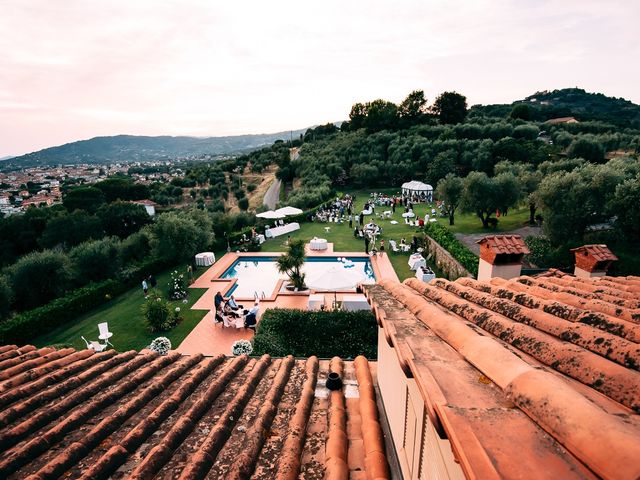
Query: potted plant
276,239,307,291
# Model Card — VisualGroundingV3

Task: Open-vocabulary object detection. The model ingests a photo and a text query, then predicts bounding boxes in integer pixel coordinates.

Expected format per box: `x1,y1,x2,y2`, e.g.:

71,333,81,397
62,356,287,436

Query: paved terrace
177,244,398,356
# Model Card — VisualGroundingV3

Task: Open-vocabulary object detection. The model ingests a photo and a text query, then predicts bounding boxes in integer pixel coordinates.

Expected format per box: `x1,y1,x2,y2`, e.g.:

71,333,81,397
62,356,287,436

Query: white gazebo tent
256,210,285,219
274,206,303,217
401,180,433,202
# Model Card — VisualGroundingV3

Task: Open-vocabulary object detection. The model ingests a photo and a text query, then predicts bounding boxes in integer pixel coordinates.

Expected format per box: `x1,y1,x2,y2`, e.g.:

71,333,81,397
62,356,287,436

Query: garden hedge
424,223,479,277
0,255,172,345
0,279,127,345
252,308,377,359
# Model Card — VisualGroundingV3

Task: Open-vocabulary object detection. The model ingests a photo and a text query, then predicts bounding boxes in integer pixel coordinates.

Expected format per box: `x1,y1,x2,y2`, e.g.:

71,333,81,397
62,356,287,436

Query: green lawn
33,188,528,351
33,266,208,352
261,189,441,281
445,206,531,234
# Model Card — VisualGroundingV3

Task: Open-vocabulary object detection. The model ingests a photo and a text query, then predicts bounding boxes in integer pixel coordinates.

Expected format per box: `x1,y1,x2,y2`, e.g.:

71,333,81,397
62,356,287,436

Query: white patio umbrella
306,265,365,308
306,265,365,291
275,206,303,216
256,210,285,219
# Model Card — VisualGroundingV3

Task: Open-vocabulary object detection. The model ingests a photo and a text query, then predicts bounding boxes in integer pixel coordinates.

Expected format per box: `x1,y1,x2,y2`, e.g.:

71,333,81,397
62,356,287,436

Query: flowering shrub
142,294,182,332
168,270,187,300
149,337,172,355
231,339,253,356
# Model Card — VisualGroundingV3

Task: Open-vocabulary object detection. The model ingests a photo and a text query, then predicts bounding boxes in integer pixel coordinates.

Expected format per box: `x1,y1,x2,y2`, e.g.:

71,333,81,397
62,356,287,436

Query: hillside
471,88,640,127
6,129,308,168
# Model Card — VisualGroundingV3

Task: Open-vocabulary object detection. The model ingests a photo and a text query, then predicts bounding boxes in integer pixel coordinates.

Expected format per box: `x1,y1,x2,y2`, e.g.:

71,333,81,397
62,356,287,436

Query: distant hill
6,129,309,167
472,88,640,127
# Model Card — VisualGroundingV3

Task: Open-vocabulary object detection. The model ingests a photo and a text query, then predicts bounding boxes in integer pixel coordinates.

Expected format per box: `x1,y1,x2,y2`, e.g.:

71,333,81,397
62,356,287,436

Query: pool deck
177,244,397,356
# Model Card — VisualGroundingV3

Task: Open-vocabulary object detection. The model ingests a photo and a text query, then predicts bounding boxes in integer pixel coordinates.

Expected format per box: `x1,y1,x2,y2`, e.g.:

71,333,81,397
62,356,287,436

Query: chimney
570,244,618,278
476,235,529,281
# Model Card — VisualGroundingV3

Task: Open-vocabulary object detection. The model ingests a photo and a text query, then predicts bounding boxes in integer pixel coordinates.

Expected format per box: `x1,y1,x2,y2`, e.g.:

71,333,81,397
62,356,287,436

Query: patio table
342,295,371,311
195,252,215,266
310,238,328,250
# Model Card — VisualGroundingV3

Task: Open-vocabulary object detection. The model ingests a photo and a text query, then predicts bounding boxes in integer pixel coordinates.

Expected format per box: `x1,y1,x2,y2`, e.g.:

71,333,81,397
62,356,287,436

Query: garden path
454,225,542,255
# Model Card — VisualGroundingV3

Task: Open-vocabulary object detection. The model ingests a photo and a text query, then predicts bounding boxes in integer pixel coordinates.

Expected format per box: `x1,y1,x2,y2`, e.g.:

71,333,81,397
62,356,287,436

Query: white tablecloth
408,254,426,271
308,294,325,310
195,252,215,266
342,295,371,311
264,222,300,238
310,238,328,250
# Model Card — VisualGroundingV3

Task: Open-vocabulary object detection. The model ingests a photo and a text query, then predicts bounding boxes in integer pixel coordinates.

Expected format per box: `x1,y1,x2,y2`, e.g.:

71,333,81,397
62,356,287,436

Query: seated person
244,309,257,330
227,295,242,311
400,237,406,246
214,310,232,327
222,301,239,318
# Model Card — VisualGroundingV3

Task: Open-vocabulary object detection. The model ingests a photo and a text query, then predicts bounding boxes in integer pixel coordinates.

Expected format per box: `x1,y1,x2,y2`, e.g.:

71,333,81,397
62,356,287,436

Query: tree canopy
431,91,468,124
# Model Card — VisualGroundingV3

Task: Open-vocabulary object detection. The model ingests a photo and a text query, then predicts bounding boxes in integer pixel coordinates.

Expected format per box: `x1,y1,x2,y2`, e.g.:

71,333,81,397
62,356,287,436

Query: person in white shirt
244,301,259,330
227,295,241,311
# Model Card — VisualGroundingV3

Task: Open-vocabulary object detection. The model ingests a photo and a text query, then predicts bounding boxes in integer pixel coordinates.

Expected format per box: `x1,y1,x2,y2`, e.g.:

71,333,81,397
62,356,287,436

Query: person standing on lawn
142,279,148,298
364,235,370,255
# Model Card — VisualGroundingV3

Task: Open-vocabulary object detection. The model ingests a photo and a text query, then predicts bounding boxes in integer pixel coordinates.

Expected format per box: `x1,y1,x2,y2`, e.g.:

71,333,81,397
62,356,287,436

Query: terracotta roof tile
0,347,387,479
571,244,618,262
365,272,640,479
476,235,530,255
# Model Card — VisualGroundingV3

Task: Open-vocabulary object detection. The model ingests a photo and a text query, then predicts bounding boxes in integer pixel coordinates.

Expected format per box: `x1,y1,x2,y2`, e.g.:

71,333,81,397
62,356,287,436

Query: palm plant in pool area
276,239,307,291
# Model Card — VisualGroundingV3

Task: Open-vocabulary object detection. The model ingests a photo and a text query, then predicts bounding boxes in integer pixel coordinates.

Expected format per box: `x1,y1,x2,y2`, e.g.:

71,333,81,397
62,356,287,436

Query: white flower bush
149,337,172,355
231,339,253,356
168,270,187,300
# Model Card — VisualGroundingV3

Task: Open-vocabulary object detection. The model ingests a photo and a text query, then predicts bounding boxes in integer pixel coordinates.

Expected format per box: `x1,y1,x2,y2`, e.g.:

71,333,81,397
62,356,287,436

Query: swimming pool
221,256,376,299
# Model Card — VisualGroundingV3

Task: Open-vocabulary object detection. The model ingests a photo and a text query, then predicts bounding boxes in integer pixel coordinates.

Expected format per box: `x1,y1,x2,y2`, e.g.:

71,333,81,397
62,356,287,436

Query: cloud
1,0,639,155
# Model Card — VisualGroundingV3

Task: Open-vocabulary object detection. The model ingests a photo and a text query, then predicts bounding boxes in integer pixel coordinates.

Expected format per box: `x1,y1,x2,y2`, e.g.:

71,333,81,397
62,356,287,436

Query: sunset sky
1,0,639,157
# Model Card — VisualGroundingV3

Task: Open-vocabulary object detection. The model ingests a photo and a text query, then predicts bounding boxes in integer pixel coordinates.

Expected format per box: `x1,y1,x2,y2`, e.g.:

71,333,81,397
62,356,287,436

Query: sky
1,0,639,157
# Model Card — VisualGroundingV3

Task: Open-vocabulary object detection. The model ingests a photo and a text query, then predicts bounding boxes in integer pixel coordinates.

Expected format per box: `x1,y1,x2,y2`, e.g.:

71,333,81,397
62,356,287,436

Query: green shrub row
0,255,173,345
252,308,377,359
424,223,479,276
0,279,127,345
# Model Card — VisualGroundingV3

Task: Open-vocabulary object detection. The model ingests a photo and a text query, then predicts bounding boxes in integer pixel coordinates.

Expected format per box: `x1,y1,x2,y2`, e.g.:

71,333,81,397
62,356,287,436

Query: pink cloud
1,0,639,156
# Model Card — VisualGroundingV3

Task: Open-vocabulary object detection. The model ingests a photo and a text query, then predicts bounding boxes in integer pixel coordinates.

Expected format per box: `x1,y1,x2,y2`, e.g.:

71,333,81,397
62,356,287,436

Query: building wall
377,326,465,480
423,235,472,281
477,259,522,281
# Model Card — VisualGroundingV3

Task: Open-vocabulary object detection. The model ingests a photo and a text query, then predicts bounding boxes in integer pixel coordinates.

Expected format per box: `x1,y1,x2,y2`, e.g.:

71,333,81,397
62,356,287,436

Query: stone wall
423,235,474,280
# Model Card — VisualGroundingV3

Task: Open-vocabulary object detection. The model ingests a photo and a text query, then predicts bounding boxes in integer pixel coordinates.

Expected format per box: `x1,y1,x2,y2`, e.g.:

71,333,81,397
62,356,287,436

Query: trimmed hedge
424,223,479,277
0,279,127,345
252,308,377,359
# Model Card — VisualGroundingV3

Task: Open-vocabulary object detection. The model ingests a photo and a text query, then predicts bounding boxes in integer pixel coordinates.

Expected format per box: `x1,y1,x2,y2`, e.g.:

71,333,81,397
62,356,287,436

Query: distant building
22,194,54,208
132,199,158,216
545,116,579,125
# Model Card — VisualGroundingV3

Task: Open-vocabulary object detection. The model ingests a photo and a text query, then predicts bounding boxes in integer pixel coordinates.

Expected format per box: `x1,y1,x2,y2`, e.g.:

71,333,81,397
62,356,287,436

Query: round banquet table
310,238,328,250
195,252,215,267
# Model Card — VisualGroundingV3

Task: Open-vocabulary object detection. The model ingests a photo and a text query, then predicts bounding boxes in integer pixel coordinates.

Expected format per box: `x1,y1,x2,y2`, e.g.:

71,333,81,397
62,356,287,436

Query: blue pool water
221,256,375,299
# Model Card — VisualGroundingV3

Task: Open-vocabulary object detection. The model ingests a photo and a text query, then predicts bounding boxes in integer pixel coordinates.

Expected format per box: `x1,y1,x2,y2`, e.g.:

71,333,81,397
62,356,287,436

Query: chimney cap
476,235,530,255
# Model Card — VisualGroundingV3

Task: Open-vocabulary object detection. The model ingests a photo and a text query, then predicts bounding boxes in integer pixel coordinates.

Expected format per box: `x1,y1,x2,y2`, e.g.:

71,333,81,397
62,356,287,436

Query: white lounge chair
389,240,400,253
97,322,114,348
81,336,107,352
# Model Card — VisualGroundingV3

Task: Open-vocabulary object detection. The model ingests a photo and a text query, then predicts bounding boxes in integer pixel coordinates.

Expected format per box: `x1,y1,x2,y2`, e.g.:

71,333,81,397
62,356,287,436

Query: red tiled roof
476,235,530,255
365,273,640,479
571,244,619,262
545,116,579,124
132,199,158,206
0,346,389,479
